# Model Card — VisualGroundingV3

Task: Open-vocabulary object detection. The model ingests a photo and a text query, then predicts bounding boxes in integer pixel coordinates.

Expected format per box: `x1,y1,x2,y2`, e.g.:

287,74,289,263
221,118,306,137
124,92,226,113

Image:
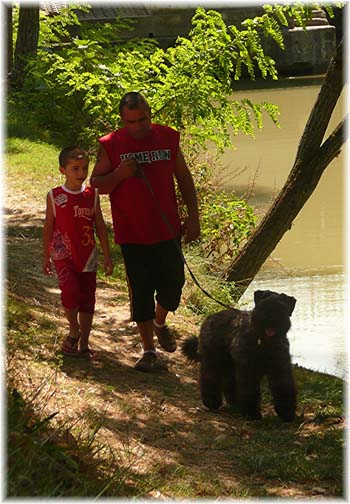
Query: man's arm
90,145,137,194
174,148,201,243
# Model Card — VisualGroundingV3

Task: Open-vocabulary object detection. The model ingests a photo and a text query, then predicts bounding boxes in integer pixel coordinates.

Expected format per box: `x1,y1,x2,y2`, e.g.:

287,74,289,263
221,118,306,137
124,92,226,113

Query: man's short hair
59,146,88,168
119,92,150,116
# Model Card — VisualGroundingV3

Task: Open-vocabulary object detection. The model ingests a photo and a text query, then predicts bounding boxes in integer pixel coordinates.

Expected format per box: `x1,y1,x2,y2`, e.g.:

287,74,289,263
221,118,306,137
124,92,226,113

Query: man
90,92,200,372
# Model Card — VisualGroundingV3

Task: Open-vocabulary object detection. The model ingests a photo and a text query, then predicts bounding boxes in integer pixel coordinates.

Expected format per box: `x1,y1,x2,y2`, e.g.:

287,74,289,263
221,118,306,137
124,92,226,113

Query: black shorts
120,239,185,322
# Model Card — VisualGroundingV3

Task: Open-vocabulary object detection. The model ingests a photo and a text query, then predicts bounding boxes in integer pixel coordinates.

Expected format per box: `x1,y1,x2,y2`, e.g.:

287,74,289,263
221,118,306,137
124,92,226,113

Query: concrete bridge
43,4,338,77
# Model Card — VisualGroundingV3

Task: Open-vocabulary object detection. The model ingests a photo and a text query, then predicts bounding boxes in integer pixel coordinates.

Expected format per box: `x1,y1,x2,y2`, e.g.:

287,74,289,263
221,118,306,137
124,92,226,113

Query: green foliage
181,247,238,315
13,3,336,151
200,190,256,264
296,365,344,416
17,3,335,149
19,5,290,151
38,5,89,45
175,148,256,271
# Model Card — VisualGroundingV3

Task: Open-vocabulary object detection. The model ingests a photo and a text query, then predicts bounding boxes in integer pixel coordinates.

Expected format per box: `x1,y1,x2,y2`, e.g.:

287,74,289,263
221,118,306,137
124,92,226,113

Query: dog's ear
254,290,274,305
281,294,297,315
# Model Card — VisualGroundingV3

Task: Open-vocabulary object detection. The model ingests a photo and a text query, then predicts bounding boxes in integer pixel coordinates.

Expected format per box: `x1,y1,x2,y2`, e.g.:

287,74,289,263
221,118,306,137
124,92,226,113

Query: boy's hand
104,256,113,276
43,257,53,275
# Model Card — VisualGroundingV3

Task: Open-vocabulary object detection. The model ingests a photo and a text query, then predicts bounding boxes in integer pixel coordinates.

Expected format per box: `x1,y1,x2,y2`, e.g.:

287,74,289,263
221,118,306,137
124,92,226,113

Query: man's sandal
61,335,80,356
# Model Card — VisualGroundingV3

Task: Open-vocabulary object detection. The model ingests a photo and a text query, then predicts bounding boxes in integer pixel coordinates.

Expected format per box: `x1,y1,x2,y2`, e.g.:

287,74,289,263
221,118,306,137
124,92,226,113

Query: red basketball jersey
99,123,181,244
49,185,98,272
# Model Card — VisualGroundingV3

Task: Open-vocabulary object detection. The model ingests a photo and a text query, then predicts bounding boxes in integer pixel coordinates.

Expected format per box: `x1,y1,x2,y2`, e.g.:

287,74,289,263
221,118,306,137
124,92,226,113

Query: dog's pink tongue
265,328,276,337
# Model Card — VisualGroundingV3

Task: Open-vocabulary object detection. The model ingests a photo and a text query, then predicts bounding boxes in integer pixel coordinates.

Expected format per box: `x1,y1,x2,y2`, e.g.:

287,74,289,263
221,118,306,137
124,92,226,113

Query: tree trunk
12,6,40,89
6,4,13,76
225,40,347,299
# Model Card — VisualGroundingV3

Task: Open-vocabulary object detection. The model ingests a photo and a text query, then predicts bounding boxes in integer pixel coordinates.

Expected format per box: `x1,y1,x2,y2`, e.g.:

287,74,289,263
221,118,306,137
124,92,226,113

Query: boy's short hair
119,92,150,116
59,146,88,168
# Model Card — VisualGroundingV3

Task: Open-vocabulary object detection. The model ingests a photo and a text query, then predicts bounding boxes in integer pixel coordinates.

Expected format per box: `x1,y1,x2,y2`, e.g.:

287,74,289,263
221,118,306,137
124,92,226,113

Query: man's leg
137,320,155,351
134,320,168,372
121,243,167,371
153,240,185,352
155,303,169,326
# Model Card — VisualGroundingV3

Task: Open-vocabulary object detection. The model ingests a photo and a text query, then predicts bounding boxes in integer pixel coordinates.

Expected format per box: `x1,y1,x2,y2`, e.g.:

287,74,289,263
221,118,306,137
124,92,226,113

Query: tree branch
296,39,343,163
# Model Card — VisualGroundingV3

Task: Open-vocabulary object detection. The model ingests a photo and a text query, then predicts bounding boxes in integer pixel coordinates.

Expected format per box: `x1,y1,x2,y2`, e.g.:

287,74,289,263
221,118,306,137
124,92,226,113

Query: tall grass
7,371,150,497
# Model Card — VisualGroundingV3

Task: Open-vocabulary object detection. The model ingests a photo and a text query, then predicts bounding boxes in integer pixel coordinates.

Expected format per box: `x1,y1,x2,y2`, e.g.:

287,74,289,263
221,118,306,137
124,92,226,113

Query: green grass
6,136,64,203
7,296,55,352
7,384,153,497
7,97,73,146
229,370,344,493
237,425,343,483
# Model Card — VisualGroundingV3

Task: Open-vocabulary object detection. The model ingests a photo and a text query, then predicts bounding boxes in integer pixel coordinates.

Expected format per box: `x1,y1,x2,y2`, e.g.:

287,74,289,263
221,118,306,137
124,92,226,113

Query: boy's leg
64,307,80,346
78,272,96,352
79,312,93,351
54,260,80,352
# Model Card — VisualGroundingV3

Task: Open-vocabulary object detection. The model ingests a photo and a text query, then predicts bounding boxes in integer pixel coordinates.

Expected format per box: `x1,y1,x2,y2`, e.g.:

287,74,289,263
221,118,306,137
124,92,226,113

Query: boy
43,146,113,356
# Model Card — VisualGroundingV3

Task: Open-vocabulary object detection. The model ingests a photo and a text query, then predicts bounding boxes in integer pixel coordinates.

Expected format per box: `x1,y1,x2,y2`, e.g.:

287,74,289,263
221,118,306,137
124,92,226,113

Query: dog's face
251,290,296,338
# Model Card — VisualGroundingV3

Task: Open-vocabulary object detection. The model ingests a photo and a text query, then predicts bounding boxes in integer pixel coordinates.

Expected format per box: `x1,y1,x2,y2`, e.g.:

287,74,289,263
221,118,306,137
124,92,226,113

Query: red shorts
54,260,96,313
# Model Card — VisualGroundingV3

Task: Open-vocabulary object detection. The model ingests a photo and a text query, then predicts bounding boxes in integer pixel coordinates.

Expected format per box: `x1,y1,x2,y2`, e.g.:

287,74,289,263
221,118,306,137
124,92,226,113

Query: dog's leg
222,360,236,406
199,360,223,410
236,363,262,420
222,374,236,405
267,365,297,421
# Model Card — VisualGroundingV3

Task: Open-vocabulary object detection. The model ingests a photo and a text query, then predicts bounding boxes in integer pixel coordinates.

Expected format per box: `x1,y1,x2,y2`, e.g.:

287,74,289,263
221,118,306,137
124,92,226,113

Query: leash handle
135,162,231,310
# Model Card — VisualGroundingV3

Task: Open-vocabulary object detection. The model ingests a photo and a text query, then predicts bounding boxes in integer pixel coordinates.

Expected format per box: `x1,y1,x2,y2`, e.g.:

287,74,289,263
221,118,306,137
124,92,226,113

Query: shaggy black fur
182,290,297,421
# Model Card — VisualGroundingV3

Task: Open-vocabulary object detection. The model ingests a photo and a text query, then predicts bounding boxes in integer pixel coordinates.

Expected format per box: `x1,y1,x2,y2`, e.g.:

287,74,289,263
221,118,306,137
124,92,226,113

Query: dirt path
5,196,341,498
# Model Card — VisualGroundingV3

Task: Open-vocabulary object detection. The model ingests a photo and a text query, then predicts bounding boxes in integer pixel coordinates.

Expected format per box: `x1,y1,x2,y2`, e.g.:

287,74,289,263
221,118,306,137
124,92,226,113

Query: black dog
182,290,297,421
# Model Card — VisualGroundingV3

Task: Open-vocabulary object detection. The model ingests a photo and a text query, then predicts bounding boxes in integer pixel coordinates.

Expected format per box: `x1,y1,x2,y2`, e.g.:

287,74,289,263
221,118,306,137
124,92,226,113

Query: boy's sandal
77,347,95,359
61,335,80,356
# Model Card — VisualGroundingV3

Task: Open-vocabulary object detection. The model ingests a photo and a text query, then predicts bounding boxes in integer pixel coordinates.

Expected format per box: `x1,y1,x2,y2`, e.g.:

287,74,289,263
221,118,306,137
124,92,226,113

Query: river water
216,79,347,379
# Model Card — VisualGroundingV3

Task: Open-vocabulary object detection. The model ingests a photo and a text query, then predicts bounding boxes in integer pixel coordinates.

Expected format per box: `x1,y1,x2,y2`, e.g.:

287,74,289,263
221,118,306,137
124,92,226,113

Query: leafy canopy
17,3,335,150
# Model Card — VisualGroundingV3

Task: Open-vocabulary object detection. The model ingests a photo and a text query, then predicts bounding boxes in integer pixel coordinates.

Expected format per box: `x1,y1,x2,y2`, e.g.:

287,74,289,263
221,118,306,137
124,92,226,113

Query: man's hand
116,158,138,180
90,147,139,194
181,214,201,244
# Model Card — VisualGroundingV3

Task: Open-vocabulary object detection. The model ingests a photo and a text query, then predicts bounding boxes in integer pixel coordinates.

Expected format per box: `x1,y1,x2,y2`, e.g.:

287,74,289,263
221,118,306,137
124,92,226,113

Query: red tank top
99,123,181,244
49,185,98,272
